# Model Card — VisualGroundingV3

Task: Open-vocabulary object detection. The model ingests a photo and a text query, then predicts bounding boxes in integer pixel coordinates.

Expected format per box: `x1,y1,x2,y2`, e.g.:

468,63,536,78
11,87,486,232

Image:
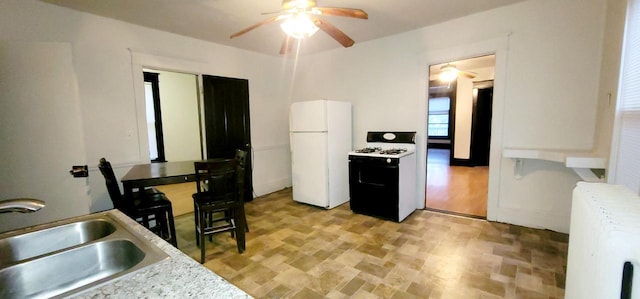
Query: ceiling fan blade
230,16,281,39
315,7,368,19
280,36,294,55
312,18,355,48
261,10,283,15
460,71,477,79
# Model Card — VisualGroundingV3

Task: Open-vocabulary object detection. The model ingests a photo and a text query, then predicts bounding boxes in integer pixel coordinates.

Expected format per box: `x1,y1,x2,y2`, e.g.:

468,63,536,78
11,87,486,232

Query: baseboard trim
424,207,486,220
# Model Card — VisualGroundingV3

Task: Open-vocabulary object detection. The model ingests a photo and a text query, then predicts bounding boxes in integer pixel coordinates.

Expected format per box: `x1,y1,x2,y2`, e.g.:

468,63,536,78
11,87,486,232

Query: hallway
425,148,489,217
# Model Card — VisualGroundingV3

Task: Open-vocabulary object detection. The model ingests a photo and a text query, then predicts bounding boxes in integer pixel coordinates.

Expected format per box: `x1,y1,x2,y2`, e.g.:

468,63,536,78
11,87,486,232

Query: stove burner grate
355,147,381,153
379,148,408,155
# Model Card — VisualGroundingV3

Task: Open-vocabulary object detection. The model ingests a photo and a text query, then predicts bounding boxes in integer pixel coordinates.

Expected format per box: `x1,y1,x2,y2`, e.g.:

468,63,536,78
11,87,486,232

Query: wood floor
173,188,569,298
154,182,196,216
426,148,488,218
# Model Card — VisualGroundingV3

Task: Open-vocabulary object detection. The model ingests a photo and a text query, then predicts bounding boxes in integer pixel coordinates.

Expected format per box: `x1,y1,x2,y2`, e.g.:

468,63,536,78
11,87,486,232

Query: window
610,0,640,193
428,97,451,138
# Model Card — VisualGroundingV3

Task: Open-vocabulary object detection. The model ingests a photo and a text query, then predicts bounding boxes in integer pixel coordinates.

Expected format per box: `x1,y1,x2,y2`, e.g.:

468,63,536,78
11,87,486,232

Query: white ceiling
40,0,527,56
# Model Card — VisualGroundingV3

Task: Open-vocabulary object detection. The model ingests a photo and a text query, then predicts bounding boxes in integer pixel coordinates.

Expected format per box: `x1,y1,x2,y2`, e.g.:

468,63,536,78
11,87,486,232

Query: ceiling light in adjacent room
439,64,458,82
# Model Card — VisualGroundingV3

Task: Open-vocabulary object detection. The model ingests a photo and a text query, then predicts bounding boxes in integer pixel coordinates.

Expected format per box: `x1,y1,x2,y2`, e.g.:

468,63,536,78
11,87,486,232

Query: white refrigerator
290,100,352,209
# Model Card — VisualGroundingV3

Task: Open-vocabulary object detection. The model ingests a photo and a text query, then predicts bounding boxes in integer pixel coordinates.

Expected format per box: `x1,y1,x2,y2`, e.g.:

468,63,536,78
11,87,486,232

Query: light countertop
72,210,252,299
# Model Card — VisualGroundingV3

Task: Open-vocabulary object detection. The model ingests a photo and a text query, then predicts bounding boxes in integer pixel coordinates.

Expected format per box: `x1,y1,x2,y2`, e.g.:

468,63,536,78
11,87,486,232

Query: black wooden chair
98,158,177,247
192,158,246,263
235,148,250,233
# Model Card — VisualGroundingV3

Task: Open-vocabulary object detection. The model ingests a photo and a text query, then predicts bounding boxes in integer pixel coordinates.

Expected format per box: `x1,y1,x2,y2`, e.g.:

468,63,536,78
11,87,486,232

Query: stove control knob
386,158,391,163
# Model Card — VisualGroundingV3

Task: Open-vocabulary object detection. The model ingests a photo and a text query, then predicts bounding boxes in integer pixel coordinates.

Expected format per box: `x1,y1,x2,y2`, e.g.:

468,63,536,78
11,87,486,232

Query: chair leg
228,210,236,238
239,203,249,233
166,207,177,247
207,211,213,242
154,212,166,239
199,209,207,263
234,206,246,253
238,192,249,233
194,205,200,248
235,214,246,253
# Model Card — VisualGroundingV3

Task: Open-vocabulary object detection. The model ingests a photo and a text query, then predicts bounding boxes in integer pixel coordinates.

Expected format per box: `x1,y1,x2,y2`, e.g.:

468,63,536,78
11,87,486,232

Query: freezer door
291,132,328,207
290,100,327,132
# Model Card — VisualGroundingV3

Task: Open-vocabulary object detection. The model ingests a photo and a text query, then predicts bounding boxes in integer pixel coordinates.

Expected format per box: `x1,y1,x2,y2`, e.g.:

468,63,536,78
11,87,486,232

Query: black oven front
348,155,400,221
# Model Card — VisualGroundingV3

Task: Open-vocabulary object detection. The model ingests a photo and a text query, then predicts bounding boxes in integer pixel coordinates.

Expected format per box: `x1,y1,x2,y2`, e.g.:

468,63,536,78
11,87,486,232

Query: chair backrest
194,159,241,203
98,158,126,209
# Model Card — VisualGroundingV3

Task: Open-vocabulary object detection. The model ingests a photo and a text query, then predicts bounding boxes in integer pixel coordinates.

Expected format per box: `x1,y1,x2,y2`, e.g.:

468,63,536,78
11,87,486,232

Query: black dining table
120,159,230,199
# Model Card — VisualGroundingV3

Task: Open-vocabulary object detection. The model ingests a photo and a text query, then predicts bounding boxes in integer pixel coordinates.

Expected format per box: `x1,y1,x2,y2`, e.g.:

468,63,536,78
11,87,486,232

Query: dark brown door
202,75,253,201
470,86,493,166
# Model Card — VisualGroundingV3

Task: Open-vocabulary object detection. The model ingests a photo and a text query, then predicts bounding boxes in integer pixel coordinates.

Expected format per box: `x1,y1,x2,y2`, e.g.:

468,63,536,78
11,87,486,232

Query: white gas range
348,132,417,222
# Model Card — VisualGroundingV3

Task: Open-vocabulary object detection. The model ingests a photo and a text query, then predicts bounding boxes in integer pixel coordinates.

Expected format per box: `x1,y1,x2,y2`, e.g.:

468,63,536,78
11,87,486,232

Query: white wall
595,0,628,157
0,0,624,233
291,0,614,233
453,77,474,159
0,42,91,232
0,0,293,214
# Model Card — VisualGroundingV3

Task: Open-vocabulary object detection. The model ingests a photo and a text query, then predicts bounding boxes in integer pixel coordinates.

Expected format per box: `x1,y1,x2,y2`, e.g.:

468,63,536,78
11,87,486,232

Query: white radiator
566,182,640,299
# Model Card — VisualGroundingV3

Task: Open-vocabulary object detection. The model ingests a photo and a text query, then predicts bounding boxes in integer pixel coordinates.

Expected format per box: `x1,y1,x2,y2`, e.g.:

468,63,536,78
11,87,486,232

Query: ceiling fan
439,63,477,82
229,0,368,54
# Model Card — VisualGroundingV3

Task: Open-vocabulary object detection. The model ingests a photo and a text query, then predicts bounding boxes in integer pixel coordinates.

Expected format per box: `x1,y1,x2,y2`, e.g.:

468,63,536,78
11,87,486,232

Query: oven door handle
358,172,386,187
358,180,385,187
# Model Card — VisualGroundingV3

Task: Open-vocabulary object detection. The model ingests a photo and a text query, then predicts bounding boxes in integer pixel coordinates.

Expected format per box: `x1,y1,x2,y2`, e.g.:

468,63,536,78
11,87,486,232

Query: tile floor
174,188,568,298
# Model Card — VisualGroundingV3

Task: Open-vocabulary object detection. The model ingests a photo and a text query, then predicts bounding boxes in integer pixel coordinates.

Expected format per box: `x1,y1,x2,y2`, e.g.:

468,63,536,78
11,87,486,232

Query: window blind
612,0,640,194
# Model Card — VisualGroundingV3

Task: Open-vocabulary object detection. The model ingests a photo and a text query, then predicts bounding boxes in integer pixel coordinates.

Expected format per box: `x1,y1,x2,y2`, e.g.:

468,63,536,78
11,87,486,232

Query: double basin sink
0,211,169,298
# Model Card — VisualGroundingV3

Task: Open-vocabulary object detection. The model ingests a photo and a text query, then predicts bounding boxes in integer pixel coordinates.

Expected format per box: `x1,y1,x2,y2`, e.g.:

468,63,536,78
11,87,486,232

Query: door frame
417,36,509,221
143,71,167,162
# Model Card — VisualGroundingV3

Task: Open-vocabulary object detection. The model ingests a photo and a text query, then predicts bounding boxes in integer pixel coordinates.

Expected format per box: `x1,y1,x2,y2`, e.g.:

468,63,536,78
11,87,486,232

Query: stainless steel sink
0,211,169,298
0,219,116,268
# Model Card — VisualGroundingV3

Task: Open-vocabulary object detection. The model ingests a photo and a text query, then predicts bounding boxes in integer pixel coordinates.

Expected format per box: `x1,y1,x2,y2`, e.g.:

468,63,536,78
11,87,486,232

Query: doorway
142,69,202,163
142,69,202,216
141,70,254,215
425,55,495,218
129,47,258,214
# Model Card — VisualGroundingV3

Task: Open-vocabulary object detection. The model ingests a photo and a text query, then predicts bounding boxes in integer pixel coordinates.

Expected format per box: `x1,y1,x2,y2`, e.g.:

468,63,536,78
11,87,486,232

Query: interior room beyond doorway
143,68,201,216
426,148,488,217
425,54,495,218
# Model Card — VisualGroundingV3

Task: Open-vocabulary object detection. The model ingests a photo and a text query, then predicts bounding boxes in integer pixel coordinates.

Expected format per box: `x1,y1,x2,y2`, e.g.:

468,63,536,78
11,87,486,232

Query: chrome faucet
0,198,46,213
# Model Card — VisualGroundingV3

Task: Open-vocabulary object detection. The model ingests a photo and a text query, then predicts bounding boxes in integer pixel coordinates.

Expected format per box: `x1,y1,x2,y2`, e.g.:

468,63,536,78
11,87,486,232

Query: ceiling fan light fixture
439,65,458,82
280,13,319,39
230,0,366,53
